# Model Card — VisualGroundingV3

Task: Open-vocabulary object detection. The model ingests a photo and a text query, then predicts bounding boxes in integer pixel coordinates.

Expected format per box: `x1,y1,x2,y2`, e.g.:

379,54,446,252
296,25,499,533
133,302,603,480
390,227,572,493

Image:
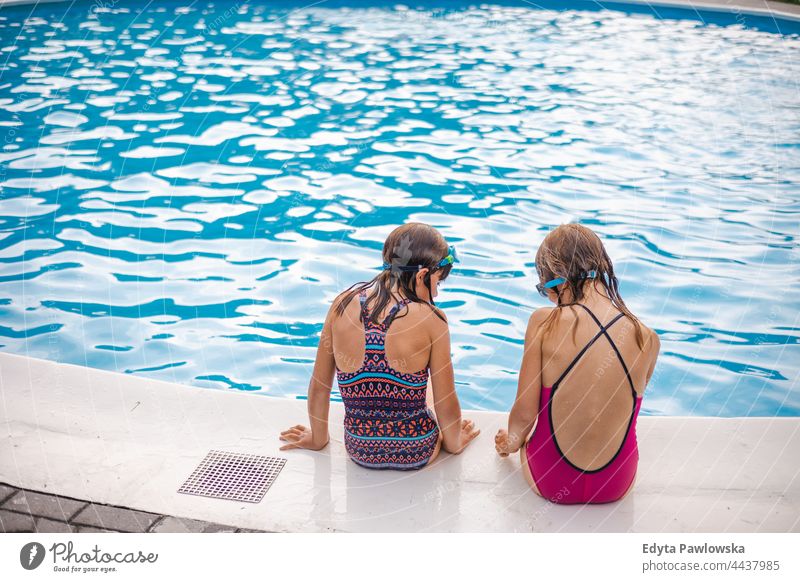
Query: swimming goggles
437,244,459,268
536,270,597,297
382,244,459,271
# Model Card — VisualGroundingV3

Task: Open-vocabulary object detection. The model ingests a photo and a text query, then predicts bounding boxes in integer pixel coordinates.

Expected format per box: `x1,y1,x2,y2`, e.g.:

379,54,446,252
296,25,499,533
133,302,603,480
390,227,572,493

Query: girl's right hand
279,424,329,451
451,418,480,454
494,428,511,457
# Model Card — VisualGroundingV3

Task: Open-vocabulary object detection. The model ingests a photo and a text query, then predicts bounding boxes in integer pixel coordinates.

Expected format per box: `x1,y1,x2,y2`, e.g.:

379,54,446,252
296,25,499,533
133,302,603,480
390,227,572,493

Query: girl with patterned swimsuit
280,223,480,469
495,224,660,503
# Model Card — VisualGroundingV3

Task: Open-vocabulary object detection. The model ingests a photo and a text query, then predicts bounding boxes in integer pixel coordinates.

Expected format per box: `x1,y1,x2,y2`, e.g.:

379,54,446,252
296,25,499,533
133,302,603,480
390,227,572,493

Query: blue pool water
0,1,798,416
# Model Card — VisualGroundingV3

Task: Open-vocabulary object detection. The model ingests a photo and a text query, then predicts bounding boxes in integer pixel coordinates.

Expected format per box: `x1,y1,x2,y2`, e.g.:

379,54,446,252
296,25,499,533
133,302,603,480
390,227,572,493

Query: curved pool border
604,0,800,22
0,0,799,24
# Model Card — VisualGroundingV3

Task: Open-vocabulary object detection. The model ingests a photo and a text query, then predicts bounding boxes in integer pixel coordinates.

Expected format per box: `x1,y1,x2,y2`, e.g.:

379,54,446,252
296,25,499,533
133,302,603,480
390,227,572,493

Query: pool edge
2,350,798,533
0,0,799,24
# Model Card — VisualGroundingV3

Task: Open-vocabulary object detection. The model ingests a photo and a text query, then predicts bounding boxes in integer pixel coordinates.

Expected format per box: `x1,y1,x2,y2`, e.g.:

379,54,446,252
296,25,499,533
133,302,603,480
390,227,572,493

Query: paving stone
2,489,85,521
149,516,236,533
0,509,36,533
71,504,160,533
0,486,249,534
0,484,18,503
35,517,77,533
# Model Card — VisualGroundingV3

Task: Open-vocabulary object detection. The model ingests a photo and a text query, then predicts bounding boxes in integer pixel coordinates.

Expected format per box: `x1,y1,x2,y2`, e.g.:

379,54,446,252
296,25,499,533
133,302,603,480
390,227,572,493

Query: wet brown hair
535,223,646,350
334,222,452,326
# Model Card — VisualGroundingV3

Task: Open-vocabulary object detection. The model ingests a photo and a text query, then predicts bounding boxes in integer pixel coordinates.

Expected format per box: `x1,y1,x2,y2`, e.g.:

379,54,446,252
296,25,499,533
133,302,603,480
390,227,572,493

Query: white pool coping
619,0,800,21
0,0,799,22
1,351,798,532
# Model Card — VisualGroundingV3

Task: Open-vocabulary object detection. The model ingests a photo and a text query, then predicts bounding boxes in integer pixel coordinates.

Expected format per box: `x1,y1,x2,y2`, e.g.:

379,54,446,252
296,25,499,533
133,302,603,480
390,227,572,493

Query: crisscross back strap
550,305,628,391
575,304,636,394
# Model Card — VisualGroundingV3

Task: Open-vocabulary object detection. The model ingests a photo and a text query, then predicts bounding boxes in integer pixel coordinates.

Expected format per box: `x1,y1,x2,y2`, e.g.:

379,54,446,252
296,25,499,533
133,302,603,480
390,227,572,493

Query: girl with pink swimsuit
495,224,660,504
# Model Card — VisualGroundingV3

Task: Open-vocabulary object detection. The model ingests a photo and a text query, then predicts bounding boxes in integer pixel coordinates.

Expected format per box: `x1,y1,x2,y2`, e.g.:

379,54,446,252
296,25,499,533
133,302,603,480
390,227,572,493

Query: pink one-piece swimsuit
525,304,643,504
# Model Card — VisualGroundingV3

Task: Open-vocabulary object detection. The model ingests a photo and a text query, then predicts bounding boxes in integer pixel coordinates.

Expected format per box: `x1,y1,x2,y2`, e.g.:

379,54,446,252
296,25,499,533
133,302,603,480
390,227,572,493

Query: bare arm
428,311,478,454
504,308,550,454
280,302,336,450
644,329,661,387
307,304,337,447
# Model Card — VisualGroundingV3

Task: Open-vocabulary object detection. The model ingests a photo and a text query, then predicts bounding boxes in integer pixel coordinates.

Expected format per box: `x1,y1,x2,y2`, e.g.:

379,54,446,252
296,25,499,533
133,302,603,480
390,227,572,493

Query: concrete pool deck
1,351,798,533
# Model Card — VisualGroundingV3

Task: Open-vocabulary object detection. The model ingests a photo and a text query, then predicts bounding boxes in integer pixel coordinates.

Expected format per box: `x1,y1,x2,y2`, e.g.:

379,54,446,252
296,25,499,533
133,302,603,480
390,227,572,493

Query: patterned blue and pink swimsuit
336,289,440,470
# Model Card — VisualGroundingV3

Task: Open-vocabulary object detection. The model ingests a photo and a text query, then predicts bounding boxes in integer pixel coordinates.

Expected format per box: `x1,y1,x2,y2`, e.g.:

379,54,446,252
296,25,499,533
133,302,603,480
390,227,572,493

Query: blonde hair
535,223,646,350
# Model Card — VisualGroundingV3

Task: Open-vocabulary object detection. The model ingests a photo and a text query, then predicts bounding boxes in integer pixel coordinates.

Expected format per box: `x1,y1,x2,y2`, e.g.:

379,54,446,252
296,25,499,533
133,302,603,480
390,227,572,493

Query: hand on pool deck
494,428,513,457
279,424,329,451
445,418,481,454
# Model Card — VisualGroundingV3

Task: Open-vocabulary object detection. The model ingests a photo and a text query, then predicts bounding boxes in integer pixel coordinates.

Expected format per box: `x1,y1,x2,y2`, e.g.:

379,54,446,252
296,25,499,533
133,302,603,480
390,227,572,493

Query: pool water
0,1,798,416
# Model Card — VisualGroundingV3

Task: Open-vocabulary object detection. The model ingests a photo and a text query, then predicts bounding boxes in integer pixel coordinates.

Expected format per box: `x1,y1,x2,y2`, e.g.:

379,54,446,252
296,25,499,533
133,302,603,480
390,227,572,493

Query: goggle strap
543,277,565,289
383,244,459,271
382,263,423,271
543,270,598,288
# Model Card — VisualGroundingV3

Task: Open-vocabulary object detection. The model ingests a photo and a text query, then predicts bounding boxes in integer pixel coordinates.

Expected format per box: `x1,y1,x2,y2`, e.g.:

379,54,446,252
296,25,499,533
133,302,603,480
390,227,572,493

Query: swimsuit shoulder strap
550,304,629,391
358,289,372,328
359,289,411,331
382,297,413,328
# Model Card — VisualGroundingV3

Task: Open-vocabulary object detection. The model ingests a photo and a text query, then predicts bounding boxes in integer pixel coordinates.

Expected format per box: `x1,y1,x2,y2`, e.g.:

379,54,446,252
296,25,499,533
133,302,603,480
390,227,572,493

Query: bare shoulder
529,306,554,326
528,306,554,330
332,287,358,308
411,301,448,325
631,319,660,363
328,288,363,323
646,325,661,354
524,307,554,342
403,301,449,340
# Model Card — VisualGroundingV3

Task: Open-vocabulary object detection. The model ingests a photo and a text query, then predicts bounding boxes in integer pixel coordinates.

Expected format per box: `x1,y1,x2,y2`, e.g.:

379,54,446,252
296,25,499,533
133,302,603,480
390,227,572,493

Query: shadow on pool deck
0,351,798,533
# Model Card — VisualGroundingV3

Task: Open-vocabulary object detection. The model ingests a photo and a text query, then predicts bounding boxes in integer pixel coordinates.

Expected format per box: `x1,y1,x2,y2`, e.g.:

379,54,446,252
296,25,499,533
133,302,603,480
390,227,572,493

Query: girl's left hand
279,424,329,451
495,428,511,457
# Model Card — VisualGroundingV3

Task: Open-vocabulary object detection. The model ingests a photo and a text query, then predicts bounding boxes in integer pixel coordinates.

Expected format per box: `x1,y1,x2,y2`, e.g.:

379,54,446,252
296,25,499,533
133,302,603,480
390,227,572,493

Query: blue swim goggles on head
437,244,458,268
536,270,597,297
382,244,459,272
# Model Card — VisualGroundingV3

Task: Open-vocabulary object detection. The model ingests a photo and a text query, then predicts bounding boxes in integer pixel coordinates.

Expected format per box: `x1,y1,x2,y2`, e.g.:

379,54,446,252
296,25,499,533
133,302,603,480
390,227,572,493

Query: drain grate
178,450,287,503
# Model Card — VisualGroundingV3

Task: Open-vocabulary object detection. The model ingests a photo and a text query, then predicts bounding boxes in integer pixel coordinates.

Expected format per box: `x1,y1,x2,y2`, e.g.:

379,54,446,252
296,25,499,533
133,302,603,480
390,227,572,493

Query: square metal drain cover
178,450,287,503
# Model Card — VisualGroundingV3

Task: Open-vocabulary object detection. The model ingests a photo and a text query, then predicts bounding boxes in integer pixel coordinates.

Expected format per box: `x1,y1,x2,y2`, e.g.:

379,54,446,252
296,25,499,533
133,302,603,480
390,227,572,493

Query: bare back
331,289,437,375
539,302,658,471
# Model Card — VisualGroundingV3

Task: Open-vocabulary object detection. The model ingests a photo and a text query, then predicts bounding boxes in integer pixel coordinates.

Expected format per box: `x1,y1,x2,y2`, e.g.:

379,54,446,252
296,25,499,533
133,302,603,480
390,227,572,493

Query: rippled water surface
0,1,798,416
